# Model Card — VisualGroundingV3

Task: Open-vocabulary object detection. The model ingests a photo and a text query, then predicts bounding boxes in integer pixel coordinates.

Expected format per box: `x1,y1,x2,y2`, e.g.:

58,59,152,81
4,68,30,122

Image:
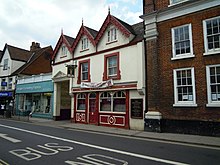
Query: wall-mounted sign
131,99,143,119
1,82,7,86
0,92,13,97
81,79,113,89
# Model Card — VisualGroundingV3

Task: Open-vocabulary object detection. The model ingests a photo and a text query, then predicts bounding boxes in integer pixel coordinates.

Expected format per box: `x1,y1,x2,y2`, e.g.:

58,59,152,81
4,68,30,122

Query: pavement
1,115,220,148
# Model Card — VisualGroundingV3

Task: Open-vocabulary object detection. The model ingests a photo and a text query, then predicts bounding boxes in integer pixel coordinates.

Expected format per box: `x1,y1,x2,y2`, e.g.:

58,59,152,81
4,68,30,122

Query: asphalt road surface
0,119,219,165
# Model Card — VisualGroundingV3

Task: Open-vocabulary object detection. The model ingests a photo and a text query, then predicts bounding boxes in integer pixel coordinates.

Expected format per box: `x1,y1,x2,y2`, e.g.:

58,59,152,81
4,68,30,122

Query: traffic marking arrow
0,133,21,143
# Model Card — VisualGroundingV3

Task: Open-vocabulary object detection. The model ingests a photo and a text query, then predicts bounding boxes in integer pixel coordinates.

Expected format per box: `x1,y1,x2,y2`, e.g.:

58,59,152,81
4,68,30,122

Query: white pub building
52,12,145,130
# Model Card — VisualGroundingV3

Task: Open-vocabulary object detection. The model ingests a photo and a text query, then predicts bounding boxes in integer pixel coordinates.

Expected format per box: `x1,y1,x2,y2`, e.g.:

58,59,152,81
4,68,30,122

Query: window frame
171,24,194,60
206,64,220,107
60,45,67,58
107,27,117,43
3,59,9,70
173,67,197,107
203,16,220,56
99,91,126,113
81,37,89,51
77,59,91,84
77,93,86,111
169,0,189,5
103,52,121,81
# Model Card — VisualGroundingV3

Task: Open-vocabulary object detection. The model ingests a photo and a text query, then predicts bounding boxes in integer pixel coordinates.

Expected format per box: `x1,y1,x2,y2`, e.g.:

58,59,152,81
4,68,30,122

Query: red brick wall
156,7,220,121
143,0,169,14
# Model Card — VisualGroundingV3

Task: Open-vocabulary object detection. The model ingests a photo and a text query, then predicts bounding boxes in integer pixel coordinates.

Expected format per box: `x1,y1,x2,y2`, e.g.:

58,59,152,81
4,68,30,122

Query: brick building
141,0,220,135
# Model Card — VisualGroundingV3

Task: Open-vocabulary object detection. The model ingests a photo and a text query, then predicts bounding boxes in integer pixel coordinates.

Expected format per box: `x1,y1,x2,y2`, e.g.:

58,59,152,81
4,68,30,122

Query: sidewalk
2,115,220,148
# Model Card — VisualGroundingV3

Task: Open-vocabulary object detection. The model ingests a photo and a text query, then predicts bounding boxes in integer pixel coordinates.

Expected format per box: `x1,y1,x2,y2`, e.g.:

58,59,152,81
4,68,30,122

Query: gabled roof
71,24,98,52
12,46,53,76
0,50,3,62
52,33,75,60
130,22,144,44
3,44,32,62
95,13,135,44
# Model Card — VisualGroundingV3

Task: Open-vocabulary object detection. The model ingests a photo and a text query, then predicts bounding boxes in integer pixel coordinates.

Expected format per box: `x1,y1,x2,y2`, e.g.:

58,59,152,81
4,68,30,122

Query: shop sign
131,99,143,119
81,79,113,89
0,92,13,97
1,82,7,86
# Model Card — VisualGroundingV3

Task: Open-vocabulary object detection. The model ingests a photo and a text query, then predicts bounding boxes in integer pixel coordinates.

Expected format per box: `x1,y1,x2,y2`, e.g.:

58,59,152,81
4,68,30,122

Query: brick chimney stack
30,42,41,51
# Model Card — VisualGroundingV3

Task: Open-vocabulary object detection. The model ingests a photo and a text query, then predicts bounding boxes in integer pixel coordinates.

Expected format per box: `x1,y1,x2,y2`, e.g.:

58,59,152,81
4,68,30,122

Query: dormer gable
95,13,135,45
71,24,98,53
52,32,74,61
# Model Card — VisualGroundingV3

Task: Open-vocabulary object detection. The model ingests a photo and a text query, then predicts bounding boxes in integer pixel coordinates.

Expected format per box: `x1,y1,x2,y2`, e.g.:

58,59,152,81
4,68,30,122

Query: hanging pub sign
81,79,113,89
131,99,143,119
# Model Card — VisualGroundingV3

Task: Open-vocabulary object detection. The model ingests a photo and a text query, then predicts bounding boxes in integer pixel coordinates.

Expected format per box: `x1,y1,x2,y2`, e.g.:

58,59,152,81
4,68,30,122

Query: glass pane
211,85,217,93
113,98,126,112
77,99,86,110
210,75,216,84
100,99,111,111
210,67,215,75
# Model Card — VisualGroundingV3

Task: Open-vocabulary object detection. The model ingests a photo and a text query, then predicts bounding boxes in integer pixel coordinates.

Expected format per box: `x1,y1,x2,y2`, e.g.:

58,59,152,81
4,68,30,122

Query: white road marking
0,124,189,165
0,133,21,143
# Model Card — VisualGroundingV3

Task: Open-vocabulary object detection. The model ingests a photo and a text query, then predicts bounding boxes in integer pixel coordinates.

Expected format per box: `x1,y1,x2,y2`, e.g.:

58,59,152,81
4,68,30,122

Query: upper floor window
206,65,220,107
107,28,117,43
77,59,90,84
171,24,194,60
81,37,89,50
173,67,197,107
203,16,220,55
61,46,67,57
3,59,8,70
170,0,188,5
103,52,121,81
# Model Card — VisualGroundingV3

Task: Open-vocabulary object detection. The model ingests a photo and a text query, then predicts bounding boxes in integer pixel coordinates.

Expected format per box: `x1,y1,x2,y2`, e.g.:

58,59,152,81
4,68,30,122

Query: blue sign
0,92,13,97
1,82,7,86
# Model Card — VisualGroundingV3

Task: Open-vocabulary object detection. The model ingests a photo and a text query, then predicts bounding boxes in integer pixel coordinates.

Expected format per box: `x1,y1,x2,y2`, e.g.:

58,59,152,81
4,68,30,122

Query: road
0,119,219,165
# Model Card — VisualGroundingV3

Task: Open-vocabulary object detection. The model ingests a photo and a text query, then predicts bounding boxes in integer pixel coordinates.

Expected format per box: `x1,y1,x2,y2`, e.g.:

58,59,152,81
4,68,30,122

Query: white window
171,24,194,60
170,0,189,5
203,16,220,55
8,78,13,90
107,28,117,43
173,67,197,107
1,78,6,90
206,65,220,107
3,59,8,70
81,37,89,50
61,46,67,57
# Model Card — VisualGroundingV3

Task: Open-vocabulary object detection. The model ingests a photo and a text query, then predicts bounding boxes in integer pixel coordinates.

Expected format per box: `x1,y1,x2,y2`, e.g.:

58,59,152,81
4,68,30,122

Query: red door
89,93,97,124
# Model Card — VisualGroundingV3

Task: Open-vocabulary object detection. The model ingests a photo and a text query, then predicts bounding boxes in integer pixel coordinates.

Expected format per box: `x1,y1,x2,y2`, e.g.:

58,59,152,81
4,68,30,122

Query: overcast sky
0,0,142,51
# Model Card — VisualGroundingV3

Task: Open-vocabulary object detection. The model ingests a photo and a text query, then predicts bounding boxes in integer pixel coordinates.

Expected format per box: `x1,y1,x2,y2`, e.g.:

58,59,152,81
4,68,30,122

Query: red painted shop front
73,90,129,128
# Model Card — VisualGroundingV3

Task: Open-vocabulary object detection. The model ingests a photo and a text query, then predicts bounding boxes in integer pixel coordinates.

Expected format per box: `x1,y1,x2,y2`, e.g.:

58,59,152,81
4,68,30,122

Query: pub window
77,93,86,111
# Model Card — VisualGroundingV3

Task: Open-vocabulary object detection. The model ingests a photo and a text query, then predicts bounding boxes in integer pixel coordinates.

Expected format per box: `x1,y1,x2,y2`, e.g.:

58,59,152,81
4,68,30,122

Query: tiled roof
84,26,98,38
130,22,144,43
63,35,75,46
12,46,53,76
7,44,32,62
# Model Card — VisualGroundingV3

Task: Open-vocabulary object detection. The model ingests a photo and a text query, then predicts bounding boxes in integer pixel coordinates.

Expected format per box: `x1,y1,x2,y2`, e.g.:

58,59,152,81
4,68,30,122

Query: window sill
203,50,220,56
206,103,220,107
168,0,189,7
76,110,86,112
173,103,197,107
171,54,195,61
99,111,126,114
106,40,118,45
80,49,89,53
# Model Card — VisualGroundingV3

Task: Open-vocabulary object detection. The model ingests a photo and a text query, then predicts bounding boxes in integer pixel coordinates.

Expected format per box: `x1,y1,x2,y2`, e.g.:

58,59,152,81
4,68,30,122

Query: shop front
0,91,14,116
16,75,53,119
71,80,144,129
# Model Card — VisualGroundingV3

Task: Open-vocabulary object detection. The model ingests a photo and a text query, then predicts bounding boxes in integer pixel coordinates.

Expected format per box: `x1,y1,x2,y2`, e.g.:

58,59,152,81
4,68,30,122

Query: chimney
30,42,41,51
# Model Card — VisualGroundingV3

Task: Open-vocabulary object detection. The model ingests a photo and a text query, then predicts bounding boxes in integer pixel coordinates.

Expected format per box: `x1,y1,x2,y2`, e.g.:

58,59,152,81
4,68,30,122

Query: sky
0,0,143,51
